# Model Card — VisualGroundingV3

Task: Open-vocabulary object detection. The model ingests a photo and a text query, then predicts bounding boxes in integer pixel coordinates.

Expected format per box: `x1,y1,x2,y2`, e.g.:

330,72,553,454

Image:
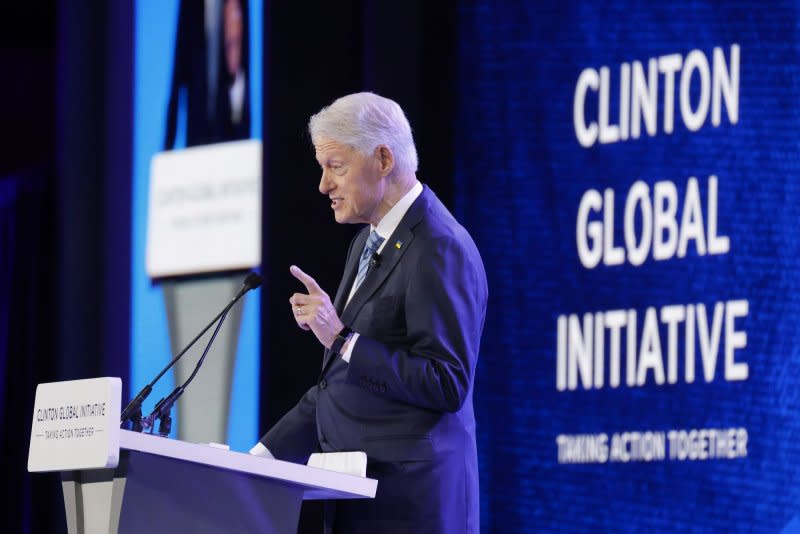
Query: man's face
315,139,385,225
224,0,243,76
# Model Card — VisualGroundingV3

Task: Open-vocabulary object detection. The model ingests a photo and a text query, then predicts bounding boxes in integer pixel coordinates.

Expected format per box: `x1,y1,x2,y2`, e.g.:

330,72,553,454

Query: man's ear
374,145,395,177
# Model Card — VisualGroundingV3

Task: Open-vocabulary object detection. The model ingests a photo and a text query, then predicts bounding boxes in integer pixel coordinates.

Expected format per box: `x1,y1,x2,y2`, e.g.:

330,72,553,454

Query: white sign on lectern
28,377,121,472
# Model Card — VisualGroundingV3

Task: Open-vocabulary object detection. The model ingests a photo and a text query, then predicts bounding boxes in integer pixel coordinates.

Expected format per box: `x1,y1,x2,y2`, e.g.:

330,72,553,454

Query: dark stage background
3,2,800,533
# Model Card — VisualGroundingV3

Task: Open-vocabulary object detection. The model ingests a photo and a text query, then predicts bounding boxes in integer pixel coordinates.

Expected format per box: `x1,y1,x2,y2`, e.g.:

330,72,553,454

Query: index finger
289,265,323,294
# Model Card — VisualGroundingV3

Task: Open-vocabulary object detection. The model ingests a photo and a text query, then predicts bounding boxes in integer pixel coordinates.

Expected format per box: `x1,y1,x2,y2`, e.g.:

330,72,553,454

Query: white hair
308,92,418,177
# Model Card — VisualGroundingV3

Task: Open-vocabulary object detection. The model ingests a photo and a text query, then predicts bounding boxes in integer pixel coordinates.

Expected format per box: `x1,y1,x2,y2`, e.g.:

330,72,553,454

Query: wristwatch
330,326,353,355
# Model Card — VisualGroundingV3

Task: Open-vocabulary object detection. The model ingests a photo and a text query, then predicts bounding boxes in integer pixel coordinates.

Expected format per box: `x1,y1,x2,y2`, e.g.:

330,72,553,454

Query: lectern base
61,463,127,534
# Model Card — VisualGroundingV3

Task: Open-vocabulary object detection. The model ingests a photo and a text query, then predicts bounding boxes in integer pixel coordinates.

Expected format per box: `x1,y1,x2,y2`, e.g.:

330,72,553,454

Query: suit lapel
333,228,368,315
340,188,428,326
340,226,414,326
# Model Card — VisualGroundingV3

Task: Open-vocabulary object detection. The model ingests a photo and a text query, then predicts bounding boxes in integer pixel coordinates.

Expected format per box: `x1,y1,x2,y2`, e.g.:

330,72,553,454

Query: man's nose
319,171,331,195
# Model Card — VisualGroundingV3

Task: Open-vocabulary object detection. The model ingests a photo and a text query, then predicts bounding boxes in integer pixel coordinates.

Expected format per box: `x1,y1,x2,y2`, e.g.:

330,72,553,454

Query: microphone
369,252,381,269
121,271,264,431
242,271,264,292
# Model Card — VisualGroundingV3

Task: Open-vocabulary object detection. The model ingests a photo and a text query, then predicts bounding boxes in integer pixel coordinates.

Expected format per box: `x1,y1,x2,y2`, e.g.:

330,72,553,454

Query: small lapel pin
395,240,403,249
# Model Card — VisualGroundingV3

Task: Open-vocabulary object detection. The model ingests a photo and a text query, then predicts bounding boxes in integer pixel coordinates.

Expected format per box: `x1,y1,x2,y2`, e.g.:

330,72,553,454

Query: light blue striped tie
353,230,385,292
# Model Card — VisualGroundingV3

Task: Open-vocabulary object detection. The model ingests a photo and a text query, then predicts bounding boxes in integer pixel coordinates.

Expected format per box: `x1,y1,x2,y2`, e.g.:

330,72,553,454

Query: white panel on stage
146,139,262,278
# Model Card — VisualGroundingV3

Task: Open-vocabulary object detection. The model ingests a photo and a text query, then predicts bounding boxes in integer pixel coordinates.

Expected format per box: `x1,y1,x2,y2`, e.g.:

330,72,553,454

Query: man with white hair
254,92,487,533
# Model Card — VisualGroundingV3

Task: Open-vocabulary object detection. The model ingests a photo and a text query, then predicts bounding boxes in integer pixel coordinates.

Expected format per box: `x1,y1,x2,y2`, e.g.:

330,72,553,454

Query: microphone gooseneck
121,271,263,433
144,307,230,436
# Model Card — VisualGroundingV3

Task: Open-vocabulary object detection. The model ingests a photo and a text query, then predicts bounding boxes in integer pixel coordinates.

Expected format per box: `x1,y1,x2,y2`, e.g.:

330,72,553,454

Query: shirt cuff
249,442,275,459
341,332,360,363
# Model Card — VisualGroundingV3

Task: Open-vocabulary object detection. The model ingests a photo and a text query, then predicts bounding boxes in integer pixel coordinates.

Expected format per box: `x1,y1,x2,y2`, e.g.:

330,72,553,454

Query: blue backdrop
455,2,800,531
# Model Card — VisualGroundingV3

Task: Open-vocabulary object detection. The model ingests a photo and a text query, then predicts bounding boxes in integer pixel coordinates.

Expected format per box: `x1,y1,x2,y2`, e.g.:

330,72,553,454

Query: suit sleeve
260,385,319,463
346,234,488,413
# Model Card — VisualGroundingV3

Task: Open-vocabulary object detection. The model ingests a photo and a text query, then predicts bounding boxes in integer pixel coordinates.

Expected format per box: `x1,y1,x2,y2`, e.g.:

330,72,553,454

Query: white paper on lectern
145,139,262,278
307,451,367,478
28,377,121,472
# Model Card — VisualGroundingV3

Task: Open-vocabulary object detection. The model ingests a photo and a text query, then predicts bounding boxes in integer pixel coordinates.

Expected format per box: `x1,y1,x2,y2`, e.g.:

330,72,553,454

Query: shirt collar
372,181,423,247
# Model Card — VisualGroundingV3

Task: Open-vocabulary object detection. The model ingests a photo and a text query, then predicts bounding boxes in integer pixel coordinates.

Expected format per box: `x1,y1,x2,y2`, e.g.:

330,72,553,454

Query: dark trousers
324,455,474,534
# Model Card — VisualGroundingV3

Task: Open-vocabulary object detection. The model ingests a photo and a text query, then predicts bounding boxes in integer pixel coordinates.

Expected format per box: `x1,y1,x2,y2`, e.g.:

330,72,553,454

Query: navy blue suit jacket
262,185,487,533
